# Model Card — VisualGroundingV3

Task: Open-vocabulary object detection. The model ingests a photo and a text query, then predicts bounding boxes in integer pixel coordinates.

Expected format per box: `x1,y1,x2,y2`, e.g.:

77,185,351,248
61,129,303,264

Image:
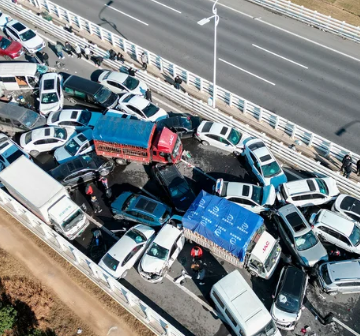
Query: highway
51,0,360,154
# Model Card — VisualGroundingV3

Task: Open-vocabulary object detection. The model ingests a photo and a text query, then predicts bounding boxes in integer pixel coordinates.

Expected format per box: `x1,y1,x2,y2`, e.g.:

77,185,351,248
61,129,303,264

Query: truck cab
152,127,182,164
246,230,281,279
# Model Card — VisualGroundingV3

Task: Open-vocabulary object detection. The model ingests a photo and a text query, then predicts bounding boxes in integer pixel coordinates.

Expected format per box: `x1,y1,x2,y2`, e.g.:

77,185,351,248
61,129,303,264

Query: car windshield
0,38,11,50
51,111,61,123
94,87,111,103
146,242,169,260
122,194,137,211
227,128,241,145
78,110,92,125
315,178,329,195
19,30,36,42
41,92,58,104
262,161,281,178
295,230,318,251
254,320,277,336
276,291,300,314
349,225,360,246
24,132,32,144
102,253,119,271
251,186,263,204
123,76,139,91
64,138,80,156
126,228,147,243
19,110,41,128
142,103,159,118
54,128,67,139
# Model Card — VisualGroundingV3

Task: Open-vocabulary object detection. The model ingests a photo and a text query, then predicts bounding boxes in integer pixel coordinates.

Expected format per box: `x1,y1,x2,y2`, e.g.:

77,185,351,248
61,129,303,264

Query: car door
107,80,127,94
124,210,140,222
31,139,49,152
317,226,352,252
227,197,258,212
45,138,63,151
127,105,145,119
5,27,18,42
249,153,263,183
277,216,297,257
218,136,234,152
205,134,222,148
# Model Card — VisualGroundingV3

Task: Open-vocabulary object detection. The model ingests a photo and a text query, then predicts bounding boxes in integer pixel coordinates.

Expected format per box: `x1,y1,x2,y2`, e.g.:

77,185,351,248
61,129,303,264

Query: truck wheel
30,150,40,158
115,158,127,165
201,140,209,146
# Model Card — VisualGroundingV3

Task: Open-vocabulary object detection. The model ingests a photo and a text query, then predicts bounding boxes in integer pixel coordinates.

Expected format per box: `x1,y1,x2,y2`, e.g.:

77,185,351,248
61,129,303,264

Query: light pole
197,0,219,109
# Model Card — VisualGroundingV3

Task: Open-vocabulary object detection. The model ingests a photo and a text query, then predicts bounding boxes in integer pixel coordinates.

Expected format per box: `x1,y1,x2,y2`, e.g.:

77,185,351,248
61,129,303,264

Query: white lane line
252,44,308,69
151,0,181,13
219,58,276,86
105,4,149,26
256,18,360,64
152,96,184,113
38,33,55,44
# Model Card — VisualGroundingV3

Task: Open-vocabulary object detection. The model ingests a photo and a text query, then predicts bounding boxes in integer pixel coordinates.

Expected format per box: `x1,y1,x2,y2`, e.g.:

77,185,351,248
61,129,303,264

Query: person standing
145,88,152,102
55,42,64,59
41,51,49,66
341,154,353,179
94,55,103,67
128,67,137,76
116,52,124,63
174,75,182,90
91,195,102,213
356,159,360,176
84,45,91,60
74,44,82,58
108,49,116,61
64,41,73,57
140,52,148,70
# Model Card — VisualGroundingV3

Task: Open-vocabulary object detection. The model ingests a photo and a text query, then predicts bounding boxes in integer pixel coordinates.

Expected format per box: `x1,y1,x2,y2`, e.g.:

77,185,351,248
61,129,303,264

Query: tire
30,150,40,158
3,55,11,61
201,140,209,146
99,168,110,176
115,158,127,165
249,270,258,277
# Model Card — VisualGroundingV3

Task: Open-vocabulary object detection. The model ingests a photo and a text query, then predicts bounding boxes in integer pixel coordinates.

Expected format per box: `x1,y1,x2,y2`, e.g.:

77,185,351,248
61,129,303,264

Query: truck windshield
172,137,181,159
253,320,277,336
61,210,83,232
264,241,281,272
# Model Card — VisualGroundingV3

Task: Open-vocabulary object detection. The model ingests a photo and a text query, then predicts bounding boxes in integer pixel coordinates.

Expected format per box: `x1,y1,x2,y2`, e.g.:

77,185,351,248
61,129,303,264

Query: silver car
317,259,360,295
274,204,328,267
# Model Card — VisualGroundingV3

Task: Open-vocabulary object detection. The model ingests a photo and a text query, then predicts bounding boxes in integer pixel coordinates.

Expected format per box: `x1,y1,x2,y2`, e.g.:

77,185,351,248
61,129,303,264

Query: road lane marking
38,33,55,44
219,58,276,85
105,4,149,26
252,44,308,69
151,0,182,13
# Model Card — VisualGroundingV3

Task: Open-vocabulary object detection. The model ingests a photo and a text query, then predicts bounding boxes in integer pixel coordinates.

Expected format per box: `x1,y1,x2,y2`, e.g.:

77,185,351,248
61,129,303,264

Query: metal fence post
159,57,163,72
243,100,248,114
185,70,189,85
199,77,203,92
274,116,279,130
291,124,297,139
99,28,104,41
308,133,314,147
258,107,263,122
229,92,233,107
173,65,177,77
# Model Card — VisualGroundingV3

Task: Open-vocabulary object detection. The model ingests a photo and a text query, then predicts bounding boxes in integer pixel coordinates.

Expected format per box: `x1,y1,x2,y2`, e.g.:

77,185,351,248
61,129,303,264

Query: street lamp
197,0,219,109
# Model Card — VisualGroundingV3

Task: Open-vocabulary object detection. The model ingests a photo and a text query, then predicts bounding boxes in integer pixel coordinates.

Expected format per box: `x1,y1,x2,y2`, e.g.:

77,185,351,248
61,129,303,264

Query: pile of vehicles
0,13,360,336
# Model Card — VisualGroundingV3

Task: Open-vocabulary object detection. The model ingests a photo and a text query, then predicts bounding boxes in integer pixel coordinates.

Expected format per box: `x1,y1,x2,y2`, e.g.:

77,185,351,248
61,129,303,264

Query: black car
270,266,308,330
156,114,202,139
152,163,196,213
49,152,114,187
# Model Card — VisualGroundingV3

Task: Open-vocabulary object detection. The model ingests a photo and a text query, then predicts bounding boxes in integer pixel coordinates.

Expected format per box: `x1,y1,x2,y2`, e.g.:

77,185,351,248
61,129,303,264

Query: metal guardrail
1,0,360,196
0,187,185,336
16,0,360,167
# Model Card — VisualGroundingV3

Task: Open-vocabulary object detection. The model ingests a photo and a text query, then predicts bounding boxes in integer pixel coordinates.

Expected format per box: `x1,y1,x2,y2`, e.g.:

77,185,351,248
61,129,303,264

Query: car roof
317,210,355,237
279,266,306,298
226,182,253,198
64,75,102,95
338,195,360,214
106,71,128,82
128,95,149,110
200,121,230,137
283,179,319,195
153,224,182,249
278,204,310,235
8,20,27,32
133,196,158,214
31,127,55,140
57,109,83,121
327,259,360,282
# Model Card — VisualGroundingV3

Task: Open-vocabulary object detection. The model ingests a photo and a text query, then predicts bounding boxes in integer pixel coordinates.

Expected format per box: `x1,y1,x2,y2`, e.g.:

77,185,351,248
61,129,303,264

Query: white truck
0,156,89,240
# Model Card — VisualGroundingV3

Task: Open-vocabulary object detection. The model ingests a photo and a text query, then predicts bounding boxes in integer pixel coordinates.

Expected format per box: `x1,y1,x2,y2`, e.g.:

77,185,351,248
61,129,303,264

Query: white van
0,62,40,91
210,270,281,336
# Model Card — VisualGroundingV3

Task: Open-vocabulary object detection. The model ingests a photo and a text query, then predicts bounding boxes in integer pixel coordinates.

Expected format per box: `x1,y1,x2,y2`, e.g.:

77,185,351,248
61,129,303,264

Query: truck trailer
182,191,281,279
0,156,89,240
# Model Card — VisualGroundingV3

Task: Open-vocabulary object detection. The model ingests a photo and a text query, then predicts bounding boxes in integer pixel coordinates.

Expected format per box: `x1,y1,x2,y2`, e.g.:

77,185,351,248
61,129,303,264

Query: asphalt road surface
50,0,360,154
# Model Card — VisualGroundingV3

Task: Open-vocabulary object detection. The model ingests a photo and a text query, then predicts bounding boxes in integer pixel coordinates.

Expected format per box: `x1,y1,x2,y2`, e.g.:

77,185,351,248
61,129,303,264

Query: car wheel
115,158,127,165
249,270,258,277
201,140,209,146
3,55,11,60
121,270,128,278
30,150,40,158
114,214,124,220
99,168,110,176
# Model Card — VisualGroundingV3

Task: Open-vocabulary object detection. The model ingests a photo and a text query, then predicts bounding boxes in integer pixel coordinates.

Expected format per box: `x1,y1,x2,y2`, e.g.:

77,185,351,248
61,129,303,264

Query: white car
19,127,75,157
98,224,156,279
242,138,287,189
277,177,339,207
118,93,168,122
332,194,360,222
38,73,64,116
195,121,250,155
48,109,102,131
138,224,185,283
0,133,30,171
105,110,139,120
0,11,11,30
54,129,94,164
4,20,45,53
215,178,276,213
98,70,148,96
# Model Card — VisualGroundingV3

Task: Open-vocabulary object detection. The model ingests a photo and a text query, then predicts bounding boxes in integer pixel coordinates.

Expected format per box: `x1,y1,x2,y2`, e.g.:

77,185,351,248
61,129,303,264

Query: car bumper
138,264,164,284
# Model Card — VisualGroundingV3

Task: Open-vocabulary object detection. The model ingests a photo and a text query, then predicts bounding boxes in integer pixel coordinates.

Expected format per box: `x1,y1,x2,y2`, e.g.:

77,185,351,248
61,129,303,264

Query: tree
0,304,17,334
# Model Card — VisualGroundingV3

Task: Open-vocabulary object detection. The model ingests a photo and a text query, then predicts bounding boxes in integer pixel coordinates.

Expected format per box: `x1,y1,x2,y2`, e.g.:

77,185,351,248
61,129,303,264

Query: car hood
324,177,340,197
22,34,43,49
262,185,276,206
40,102,60,115
134,82,148,96
111,192,133,214
5,41,22,54
140,255,165,274
54,146,71,164
299,242,328,267
148,108,168,122
271,303,298,324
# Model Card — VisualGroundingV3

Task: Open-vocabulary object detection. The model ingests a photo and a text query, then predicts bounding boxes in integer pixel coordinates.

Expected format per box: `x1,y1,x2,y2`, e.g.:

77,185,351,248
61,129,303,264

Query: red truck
92,114,183,165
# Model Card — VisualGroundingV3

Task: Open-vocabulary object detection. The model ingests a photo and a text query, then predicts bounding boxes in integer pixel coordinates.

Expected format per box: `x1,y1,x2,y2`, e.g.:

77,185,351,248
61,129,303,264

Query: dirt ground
0,209,154,336
285,0,360,26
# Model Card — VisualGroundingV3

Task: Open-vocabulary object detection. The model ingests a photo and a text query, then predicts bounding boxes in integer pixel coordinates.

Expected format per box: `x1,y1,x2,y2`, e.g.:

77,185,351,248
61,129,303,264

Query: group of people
340,153,360,179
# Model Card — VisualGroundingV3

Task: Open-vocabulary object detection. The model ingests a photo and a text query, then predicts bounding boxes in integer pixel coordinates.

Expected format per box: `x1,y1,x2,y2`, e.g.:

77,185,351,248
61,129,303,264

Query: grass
288,0,360,26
